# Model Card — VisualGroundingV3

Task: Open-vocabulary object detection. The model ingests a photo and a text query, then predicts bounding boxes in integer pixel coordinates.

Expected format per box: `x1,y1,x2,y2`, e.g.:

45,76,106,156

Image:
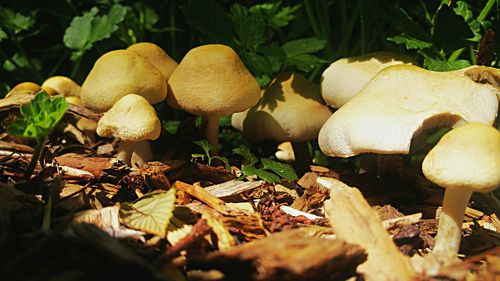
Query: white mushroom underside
318,65,499,157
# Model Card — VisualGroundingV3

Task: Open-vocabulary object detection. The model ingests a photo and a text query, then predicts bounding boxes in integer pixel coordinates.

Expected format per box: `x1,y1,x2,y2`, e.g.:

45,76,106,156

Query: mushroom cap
321,52,416,108
167,44,260,116
65,96,83,105
422,123,500,192
81,49,167,112
232,72,332,142
97,94,161,142
318,64,499,158
127,42,178,81
6,82,42,97
41,76,81,97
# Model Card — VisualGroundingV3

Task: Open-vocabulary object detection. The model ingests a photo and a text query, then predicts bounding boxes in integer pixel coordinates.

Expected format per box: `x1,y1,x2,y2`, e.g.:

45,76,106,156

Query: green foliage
64,4,127,61
182,0,326,86
192,140,230,170
233,145,298,184
387,0,497,71
8,91,68,140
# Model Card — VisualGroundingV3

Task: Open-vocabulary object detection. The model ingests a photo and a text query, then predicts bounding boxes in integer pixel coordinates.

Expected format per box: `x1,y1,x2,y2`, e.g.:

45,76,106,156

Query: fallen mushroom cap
97,94,161,142
321,52,416,108
232,72,332,142
318,64,499,158
167,44,261,116
81,49,167,112
41,76,81,97
422,123,500,192
127,42,178,81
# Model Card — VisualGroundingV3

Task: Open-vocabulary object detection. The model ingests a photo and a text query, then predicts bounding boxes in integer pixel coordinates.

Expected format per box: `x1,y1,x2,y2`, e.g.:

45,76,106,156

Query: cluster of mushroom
318,52,500,269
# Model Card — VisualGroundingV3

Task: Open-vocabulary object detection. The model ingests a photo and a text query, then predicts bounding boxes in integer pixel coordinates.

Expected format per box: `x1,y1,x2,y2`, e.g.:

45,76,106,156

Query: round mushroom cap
167,44,260,116
127,42,178,81
321,52,416,108
41,76,81,97
318,64,499,158
81,49,167,112
232,72,332,142
6,82,42,97
97,94,161,142
422,123,500,192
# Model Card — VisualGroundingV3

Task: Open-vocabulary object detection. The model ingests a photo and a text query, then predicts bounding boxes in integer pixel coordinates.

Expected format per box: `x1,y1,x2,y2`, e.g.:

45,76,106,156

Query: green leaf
255,169,281,183
248,2,300,28
162,120,180,135
286,54,325,72
0,28,7,42
230,4,267,50
241,165,258,177
0,8,35,35
454,1,473,22
63,7,99,51
282,37,327,57
193,140,215,156
90,4,127,44
423,57,470,71
387,34,433,50
233,145,258,165
181,0,235,44
7,91,68,140
212,156,230,170
2,53,30,71
261,158,298,181
120,189,176,237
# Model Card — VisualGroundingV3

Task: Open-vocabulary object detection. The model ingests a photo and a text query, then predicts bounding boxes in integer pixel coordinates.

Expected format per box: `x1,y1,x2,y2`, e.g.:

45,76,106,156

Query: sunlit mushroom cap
167,44,261,116
422,123,500,192
97,94,161,142
232,72,332,142
127,42,178,81
6,82,42,98
81,49,167,112
321,52,416,108
41,76,81,97
318,64,499,158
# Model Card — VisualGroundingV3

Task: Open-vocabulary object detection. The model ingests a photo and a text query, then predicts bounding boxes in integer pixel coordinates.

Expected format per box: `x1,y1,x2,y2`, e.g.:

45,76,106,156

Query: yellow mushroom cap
321,52,416,108
81,49,167,112
422,123,500,192
318,64,499,158
232,72,332,142
97,94,161,142
41,76,81,97
167,44,261,116
127,42,178,81
6,82,42,97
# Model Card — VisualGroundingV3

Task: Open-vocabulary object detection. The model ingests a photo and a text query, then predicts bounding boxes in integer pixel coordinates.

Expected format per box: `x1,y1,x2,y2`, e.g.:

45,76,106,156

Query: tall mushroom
167,44,261,147
81,49,167,112
422,123,500,266
321,52,416,108
127,42,178,81
318,64,499,158
232,72,332,174
97,94,161,167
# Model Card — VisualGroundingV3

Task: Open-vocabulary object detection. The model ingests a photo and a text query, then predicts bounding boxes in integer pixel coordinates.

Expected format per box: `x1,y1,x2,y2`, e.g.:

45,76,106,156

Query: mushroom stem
131,140,154,168
291,141,312,175
432,187,472,265
201,115,220,148
116,141,136,166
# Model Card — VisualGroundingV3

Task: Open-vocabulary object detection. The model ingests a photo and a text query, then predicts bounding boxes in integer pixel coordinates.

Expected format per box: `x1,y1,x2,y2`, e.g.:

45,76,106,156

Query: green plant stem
42,191,53,231
23,135,47,180
477,0,496,22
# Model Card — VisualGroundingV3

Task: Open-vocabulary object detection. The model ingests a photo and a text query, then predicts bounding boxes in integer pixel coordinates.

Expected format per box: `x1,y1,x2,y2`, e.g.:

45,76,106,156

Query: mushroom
5,82,42,98
321,52,416,108
421,123,500,266
97,94,161,167
81,49,167,112
318,64,499,158
167,44,260,147
232,72,332,174
41,76,81,97
127,42,178,81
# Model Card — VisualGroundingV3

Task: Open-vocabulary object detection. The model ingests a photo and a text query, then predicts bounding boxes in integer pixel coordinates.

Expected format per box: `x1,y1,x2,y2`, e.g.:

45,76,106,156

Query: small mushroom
127,42,178,81
97,94,161,167
321,52,416,108
318,64,499,158
81,49,167,112
167,44,260,147
5,82,42,98
232,72,332,174
41,76,81,97
422,123,500,266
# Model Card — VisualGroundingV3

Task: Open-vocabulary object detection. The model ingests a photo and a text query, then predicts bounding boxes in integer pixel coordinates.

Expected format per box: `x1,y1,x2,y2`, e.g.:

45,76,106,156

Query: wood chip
204,180,264,199
319,177,415,281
